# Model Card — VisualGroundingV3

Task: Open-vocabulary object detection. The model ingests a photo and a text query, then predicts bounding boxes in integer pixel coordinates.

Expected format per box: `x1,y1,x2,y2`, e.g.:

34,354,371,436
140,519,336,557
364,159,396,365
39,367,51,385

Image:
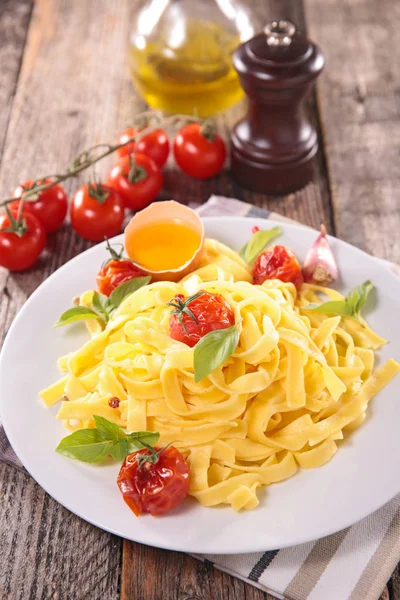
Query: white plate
1,217,400,554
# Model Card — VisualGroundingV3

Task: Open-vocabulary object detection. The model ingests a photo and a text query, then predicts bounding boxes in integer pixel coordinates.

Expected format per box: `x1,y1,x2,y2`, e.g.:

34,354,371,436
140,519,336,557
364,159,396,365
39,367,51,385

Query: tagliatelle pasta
40,238,400,511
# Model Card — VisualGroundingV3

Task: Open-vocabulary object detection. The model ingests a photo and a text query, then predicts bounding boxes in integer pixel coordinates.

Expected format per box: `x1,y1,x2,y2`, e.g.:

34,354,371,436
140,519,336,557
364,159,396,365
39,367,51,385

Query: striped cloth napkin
1,195,399,600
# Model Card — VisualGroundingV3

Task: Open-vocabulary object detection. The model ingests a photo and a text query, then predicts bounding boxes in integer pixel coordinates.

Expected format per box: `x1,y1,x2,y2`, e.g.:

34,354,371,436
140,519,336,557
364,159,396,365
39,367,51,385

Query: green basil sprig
56,415,159,463
194,324,239,382
54,276,151,328
304,280,374,322
239,226,282,265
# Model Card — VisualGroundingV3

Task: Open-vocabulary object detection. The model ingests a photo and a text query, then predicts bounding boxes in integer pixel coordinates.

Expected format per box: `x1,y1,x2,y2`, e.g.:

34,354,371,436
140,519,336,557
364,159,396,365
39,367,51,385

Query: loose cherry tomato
107,154,163,212
168,290,235,347
117,127,170,169
117,445,189,516
10,179,68,233
70,183,125,242
173,123,226,180
96,240,147,296
0,208,46,271
253,245,304,289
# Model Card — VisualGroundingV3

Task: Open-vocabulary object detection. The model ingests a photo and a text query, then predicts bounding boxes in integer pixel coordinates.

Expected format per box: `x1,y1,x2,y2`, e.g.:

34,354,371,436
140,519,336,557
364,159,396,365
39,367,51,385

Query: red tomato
0,209,46,271
70,183,125,242
117,445,189,517
117,127,170,169
169,291,235,347
173,123,226,179
253,245,304,289
11,179,68,233
97,259,146,296
107,154,163,212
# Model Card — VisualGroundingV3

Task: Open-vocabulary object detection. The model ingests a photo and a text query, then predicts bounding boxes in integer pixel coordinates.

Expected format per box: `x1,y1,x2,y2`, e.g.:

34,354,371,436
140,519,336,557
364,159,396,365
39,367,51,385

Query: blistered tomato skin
117,446,189,517
252,245,304,289
169,291,235,347
96,259,146,296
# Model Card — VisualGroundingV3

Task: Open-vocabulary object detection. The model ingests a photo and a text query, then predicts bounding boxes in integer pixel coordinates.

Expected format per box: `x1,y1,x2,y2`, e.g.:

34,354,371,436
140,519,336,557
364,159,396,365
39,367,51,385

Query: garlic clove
303,224,339,286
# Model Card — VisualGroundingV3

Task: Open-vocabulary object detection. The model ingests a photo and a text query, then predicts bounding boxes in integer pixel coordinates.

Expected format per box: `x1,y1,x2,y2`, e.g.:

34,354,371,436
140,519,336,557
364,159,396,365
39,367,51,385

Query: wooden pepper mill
230,20,324,194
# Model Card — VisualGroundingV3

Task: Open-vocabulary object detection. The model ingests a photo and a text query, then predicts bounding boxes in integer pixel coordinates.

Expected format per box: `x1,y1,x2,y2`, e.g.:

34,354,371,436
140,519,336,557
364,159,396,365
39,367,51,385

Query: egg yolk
125,220,201,271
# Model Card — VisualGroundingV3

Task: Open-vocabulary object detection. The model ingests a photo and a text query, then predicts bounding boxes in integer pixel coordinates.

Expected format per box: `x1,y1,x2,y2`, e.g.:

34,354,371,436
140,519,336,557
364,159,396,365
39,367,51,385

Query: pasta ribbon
40,238,400,511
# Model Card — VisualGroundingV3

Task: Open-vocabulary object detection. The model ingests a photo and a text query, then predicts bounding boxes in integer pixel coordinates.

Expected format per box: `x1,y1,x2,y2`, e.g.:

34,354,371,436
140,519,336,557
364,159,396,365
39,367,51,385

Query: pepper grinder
230,21,324,194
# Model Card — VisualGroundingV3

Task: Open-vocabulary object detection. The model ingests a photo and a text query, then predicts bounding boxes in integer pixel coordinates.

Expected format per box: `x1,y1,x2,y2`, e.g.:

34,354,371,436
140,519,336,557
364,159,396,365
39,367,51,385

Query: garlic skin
303,225,339,286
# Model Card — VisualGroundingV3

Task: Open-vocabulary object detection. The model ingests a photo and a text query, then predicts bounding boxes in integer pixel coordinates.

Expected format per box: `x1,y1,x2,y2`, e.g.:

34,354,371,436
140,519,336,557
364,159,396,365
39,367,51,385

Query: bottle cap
233,21,323,86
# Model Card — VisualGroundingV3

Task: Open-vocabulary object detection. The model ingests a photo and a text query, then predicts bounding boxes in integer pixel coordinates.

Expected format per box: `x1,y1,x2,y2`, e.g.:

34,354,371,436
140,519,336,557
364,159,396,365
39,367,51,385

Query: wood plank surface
305,0,400,263
0,0,32,161
306,2,400,597
0,0,395,599
0,0,139,597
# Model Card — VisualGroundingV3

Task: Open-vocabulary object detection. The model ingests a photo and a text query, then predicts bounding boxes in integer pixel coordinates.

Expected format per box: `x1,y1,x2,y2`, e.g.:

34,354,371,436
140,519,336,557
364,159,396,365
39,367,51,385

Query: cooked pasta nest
41,239,400,511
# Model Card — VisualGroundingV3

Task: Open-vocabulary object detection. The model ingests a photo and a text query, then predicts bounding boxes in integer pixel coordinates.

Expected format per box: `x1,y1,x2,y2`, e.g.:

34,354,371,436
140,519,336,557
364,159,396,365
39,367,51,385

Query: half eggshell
124,200,205,282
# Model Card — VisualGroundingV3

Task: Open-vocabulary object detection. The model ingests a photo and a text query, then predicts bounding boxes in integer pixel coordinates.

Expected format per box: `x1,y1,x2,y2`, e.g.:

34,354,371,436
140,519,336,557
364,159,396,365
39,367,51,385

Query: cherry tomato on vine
0,208,46,271
117,445,189,516
70,182,125,242
173,123,226,180
168,290,235,347
96,240,147,296
107,154,163,212
117,127,170,169
252,245,304,289
10,179,68,233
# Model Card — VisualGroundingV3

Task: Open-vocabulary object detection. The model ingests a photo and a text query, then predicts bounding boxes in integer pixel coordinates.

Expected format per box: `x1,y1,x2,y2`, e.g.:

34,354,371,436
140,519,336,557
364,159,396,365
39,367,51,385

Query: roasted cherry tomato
107,153,163,212
10,179,68,233
96,241,147,296
117,445,189,517
173,123,226,180
117,127,170,169
70,183,125,242
0,209,46,271
252,245,304,288
168,290,235,347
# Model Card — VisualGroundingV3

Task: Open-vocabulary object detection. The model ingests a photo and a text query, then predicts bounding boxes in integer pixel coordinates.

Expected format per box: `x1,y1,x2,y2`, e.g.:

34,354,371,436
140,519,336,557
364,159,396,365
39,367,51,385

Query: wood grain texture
0,0,332,598
2,0,396,599
305,0,400,263
0,0,143,597
0,0,32,161
306,2,400,597
121,541,278,600
0,463,121,600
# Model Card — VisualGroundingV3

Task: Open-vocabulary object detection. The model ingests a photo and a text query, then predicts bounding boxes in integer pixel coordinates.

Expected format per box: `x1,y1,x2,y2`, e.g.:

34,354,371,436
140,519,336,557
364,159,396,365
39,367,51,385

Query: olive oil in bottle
129,1,255,117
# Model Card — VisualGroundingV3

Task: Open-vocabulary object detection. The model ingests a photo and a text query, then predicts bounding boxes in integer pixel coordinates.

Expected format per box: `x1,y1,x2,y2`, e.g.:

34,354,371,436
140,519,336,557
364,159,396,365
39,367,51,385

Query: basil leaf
346,280,374,317
304,301,353,316
304,281,375,322
244,226,282,265
54,306,104,328
109,276,151,310
239,242,248,261
110,438,129,462
93,415,124,441
92,291,110,314
194,324,239,383
55,415,161,464
126,431,160,452
56,429,111,463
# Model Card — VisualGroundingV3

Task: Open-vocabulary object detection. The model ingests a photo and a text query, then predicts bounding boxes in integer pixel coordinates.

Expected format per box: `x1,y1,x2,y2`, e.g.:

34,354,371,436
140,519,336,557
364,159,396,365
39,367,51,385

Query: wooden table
0,0,399,598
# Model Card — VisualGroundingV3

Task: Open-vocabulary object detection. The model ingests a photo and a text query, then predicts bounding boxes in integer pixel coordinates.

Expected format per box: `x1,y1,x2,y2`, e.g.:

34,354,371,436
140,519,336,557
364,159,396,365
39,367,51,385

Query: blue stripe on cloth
248,550,279,582
247,206,271,219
